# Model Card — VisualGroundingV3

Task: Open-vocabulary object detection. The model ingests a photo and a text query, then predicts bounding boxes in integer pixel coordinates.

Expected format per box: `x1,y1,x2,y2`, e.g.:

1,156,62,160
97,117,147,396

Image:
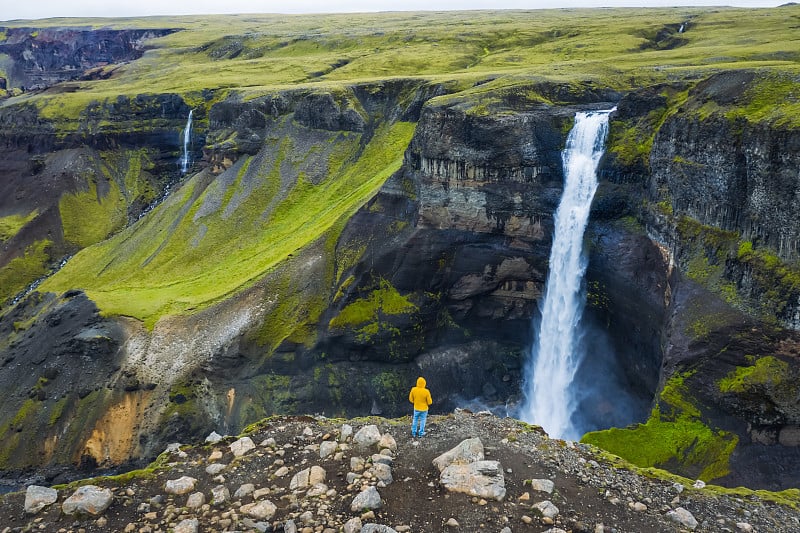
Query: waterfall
180,109,193,174
520,108,614,440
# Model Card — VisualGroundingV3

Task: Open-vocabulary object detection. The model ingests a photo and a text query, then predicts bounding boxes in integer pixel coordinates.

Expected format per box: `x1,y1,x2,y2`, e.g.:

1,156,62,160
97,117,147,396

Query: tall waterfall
520,108,614,440
180,109,193,174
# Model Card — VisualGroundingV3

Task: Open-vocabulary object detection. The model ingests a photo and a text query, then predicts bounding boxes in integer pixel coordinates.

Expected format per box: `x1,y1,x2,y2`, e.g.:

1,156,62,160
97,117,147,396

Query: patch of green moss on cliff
0,211,38,243
0,239,52,303
329,278,417,342
718,355,789,393
240,374,295,424
725,71,800,128
735,244,800,321
582,372,738,482
59,177,127,248
372,369,408,406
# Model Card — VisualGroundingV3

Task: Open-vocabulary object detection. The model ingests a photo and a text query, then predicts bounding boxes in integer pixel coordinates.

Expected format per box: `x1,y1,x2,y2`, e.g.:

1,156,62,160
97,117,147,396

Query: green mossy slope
40,119,416,328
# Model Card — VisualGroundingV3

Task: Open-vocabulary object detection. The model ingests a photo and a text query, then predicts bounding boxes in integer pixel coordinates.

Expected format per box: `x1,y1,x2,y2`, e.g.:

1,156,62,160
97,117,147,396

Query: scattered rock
320,440,338,459
211,484,230,505
62,485,113,516
205,462,226,475
378,433,397,452
353,425,382,451
440,460,506,501
340,424,353,442
164,476,198,495
528,478,555,494
241,499,277,520
230,436,256,457
290,465,327,490
186,492,205,509
445,517,460,527
433,437,484,472
351,485,382,511
533,500,560,520
361,525,398,533
205,431,224,444
24,485,57,514
173,518,199,533
666,507,698,530
344,517,362,533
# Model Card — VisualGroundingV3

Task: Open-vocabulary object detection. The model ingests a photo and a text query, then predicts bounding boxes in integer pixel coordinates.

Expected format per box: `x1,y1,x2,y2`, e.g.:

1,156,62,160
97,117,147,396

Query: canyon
1,7,799,498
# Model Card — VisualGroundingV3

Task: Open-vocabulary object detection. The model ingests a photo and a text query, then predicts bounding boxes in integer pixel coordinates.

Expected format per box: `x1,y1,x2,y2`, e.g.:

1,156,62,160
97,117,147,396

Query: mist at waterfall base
516,108,648,441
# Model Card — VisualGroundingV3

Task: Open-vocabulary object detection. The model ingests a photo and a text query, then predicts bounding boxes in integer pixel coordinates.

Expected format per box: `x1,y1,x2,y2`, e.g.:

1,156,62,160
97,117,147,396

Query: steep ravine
1,71,799,494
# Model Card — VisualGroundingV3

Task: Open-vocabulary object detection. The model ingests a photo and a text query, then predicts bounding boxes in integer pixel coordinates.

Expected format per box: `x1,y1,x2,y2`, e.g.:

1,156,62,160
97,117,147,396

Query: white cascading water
180,109,193,174
520,108,615,440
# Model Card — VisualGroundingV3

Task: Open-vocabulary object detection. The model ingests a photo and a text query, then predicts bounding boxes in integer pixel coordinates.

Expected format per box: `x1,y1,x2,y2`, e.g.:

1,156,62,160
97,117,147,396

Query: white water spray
180,109,193,174
520,108,614,440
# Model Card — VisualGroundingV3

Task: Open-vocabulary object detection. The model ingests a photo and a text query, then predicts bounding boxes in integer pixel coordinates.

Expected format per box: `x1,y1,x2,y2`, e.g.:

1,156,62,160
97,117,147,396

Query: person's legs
411,410,421,436
418,410,428,436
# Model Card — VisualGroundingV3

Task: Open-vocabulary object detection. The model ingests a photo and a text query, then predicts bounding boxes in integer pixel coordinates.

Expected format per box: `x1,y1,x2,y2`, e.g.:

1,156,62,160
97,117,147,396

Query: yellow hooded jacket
409,377,432,412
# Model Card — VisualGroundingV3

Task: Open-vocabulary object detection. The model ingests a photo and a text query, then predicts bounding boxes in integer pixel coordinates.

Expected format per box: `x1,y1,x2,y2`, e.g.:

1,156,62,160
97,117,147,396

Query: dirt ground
1,410,798,532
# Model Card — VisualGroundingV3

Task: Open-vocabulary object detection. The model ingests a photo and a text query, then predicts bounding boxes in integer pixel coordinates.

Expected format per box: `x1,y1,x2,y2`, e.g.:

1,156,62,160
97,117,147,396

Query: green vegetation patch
330,278,416,328
0,211,38,243
718,356,789,393
59,177,127,248
583,372,738,482
0,239,52,303
41,118,416,328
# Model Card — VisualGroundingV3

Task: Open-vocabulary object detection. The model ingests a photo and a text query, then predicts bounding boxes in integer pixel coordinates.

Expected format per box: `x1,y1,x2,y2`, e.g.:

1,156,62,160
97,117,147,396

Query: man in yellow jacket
409,376,433,437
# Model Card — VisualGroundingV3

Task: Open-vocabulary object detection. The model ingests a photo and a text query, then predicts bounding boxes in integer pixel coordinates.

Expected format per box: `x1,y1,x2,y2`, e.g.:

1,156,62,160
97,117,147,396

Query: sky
0,1,787,22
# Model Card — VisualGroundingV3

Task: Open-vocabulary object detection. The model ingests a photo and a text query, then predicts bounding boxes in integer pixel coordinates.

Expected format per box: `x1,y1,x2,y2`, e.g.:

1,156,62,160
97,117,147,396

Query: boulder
361,525,398,533
343,516,362,533
353,425,382,451
666,507,698,530
241,499,277,520
439,460,506,501
62,485,113,515
433,437,484,472
290,465,327,490
533,500,560,519
205,431,224,444
186,492,205,509
372,462,393,485
350,485,382,511
24,485,58,514
165,476,198,495
234,483,255,499
378,433,397,452
230,436,256,457
528,479,555,494
174,519,199,533
320,440,338,459
340,423,354,442
211,484,230,505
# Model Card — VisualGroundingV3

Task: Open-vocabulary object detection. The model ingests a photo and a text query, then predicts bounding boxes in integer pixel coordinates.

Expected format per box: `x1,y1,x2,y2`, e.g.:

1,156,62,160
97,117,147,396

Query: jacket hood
416,377,426,388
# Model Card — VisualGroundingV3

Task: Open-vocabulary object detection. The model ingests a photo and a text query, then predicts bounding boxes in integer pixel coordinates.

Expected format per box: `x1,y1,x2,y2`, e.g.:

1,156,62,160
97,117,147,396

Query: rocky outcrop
0,27,176,91
1,411,796,532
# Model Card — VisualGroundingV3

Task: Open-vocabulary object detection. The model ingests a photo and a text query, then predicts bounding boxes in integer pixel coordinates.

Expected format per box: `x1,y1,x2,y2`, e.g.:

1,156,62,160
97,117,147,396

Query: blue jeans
412,409,428,436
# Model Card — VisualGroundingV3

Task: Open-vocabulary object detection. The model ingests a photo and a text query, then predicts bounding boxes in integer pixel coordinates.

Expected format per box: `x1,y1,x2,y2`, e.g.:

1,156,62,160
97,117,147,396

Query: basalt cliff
1,8,800,497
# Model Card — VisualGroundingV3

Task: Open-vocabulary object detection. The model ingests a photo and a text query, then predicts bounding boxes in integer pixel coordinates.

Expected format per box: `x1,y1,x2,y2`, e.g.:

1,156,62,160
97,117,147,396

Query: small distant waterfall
520,108,614,440
180,109,193,174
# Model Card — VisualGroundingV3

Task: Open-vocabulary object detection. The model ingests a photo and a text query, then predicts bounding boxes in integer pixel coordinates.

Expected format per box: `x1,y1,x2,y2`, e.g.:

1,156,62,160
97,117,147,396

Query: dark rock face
0,27,176,91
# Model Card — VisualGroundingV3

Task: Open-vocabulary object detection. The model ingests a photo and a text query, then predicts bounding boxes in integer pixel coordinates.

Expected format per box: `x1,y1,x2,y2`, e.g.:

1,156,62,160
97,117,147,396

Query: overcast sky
1,1,785,22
